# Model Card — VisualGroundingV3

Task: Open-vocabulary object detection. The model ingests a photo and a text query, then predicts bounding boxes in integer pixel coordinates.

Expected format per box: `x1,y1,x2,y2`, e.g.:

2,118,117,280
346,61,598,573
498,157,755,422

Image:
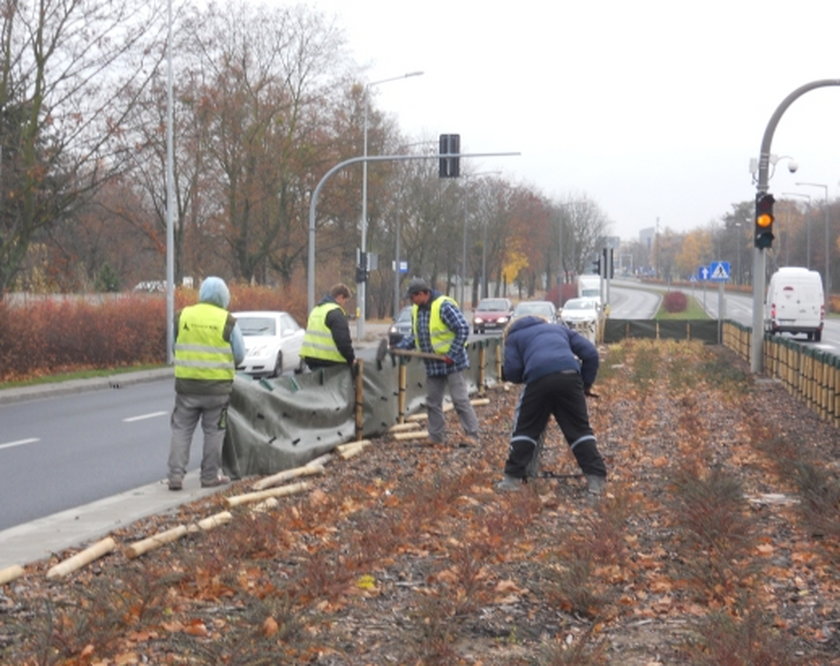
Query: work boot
168,478,183,491
458,434,480,448
585,474,606,496
495,474,524,492
201,474,231,488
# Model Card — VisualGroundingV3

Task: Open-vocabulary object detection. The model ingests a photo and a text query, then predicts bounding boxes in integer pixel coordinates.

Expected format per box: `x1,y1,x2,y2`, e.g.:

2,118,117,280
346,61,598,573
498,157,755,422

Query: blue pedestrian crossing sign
708,261,731,282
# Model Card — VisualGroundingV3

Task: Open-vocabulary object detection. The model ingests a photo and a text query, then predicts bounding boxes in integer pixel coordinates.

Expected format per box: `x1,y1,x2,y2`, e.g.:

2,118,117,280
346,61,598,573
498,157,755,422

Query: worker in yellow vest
168,276,244,491
393,278,480,447
301,283,356,370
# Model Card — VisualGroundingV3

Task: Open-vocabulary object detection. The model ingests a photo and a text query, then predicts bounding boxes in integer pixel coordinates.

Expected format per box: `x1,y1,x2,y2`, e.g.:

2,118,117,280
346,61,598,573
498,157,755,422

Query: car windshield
396,307,412,323
477,299,509,312
237,317,276,336
516,303,551,315
564,300,594,310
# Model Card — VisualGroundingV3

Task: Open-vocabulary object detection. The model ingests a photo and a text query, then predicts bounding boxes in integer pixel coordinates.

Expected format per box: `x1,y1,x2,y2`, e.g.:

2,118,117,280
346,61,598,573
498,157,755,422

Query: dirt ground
1,339,838,665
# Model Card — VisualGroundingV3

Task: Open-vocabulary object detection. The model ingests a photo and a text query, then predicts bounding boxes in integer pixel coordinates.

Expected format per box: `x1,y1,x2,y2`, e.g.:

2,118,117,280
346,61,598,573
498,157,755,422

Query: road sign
708,261,731,282
696,265,711,281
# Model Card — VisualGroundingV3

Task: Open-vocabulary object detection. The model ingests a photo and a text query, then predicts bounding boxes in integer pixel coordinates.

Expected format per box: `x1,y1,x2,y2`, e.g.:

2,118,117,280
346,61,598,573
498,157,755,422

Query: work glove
443,355,455,366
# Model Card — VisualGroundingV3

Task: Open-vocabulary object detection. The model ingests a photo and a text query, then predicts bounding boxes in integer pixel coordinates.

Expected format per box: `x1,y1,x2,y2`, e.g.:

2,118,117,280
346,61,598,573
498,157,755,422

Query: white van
764,267,825,342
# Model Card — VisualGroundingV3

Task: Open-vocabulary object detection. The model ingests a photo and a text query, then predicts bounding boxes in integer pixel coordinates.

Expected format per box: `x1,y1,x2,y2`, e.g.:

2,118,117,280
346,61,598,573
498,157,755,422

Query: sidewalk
0,325,393,569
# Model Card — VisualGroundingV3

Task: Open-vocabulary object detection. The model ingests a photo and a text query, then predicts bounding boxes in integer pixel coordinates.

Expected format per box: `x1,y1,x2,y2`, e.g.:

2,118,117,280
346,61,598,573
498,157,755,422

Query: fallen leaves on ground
1,340,838,665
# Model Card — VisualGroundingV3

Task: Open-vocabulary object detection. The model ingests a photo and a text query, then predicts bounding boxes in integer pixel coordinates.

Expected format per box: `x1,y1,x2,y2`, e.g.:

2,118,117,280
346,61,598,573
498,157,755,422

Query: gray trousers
168,392,229,484
425,371,480,443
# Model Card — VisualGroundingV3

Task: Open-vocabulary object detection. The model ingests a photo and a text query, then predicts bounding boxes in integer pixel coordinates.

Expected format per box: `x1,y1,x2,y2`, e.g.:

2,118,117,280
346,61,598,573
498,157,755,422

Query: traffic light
355,265,367,283
591,256,601,276
754,192,775,249
438,133,460,178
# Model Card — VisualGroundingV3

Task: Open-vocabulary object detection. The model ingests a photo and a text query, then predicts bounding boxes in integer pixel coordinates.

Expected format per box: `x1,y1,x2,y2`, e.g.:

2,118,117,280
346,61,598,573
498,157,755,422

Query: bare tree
0,0,166,295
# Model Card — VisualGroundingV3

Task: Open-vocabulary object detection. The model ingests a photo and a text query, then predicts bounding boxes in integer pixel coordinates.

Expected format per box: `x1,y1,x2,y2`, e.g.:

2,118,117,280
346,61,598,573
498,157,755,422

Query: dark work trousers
504,371,607,479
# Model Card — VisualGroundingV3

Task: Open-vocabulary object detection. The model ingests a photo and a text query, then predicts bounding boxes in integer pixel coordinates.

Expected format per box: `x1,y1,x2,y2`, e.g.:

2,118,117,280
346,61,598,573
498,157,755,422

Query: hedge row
0,286,305,382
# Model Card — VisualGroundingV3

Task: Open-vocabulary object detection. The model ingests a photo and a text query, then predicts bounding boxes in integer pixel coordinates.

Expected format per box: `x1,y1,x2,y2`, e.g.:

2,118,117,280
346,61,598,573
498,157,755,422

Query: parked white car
559,298,600,325
232,310,305,377
559,298,600,342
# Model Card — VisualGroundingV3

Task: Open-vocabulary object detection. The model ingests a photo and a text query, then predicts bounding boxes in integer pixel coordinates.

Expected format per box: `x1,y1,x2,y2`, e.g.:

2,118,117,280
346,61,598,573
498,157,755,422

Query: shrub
663,290,688,313
0,285,307,381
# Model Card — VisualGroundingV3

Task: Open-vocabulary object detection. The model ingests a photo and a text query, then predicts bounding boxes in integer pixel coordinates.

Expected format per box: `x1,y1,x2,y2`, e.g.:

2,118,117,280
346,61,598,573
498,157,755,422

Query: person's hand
584,386,599,398
442,355,455,366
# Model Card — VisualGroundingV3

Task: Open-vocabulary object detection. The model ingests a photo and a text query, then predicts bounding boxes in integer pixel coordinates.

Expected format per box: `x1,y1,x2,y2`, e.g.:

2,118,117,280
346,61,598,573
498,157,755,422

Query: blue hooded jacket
503,316,599,389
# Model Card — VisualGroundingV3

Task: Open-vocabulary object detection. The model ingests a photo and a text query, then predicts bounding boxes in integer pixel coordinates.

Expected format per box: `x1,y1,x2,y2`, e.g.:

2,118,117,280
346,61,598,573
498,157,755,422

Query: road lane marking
0,438,40,451
123,411,168,423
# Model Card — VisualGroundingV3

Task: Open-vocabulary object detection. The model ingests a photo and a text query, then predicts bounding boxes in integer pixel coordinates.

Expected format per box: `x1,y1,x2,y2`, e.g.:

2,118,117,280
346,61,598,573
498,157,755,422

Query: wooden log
471,398,490,406
46,537,116,579
389,422,422,433
308,452,334,468
0,564,25,586
125,525,188,559
337,438,371,451
250,497,279,512
336,439,371,454
337,442,369,460
225,482,311,508
251,463,324,491
393,430,430,441
196,511,233,530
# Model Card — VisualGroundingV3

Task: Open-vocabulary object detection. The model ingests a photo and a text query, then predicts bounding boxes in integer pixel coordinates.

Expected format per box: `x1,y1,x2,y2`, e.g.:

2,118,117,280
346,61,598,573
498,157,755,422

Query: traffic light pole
307,151,520,317
750,79,840,373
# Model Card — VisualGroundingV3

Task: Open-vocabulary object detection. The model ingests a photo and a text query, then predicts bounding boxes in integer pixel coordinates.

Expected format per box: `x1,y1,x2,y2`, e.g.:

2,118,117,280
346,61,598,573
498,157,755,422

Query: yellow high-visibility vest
174,303,235,381
412,296,456,354
301,302,345,363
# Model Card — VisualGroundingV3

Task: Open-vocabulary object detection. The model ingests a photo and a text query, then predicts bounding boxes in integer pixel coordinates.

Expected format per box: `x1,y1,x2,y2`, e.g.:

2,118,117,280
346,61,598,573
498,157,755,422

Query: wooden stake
225,482,311,508
393,430,430,441
46,537,116,579
0,564,24,586
251,463,324,491
125,525,188,559
196,511,233,530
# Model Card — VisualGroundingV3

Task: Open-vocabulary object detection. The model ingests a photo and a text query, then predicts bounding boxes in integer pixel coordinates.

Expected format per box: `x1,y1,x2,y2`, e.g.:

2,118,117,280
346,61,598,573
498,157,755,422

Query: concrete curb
0,368,172,405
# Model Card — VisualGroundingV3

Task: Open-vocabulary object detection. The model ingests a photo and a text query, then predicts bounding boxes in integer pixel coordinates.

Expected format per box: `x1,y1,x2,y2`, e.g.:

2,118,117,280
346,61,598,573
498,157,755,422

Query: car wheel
814,330,822,342
271,351,283,378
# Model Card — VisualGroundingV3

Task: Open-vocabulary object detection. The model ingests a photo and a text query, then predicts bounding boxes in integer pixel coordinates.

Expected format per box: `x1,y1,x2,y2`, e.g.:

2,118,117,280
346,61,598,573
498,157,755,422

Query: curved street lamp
781,192,812,267
460,171,501,307
358,70,424,339
795,181,831,310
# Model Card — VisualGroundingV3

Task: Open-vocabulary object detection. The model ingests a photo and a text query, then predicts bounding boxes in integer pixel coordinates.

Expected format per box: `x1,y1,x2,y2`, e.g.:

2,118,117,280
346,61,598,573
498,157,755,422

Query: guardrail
720,321,838,427
601,318,838,427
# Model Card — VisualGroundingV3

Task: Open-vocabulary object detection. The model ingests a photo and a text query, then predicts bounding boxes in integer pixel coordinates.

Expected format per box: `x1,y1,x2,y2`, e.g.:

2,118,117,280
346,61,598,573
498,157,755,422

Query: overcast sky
294,0,840,241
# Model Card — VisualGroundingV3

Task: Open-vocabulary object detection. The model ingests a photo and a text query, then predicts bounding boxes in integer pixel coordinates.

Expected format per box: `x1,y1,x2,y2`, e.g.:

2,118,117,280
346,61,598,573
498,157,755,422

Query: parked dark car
389,305,413,345
472,297,514,334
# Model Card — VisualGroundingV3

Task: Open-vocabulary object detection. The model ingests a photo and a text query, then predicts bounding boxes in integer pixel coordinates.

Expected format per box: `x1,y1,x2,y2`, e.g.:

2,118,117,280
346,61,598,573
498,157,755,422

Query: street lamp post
796,182,831,310
460,171,500,307
783,191,812,267
358,70,423,339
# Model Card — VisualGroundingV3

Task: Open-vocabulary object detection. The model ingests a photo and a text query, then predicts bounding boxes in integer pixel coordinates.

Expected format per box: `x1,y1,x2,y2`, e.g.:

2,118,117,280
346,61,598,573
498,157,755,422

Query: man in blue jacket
497,315,607,495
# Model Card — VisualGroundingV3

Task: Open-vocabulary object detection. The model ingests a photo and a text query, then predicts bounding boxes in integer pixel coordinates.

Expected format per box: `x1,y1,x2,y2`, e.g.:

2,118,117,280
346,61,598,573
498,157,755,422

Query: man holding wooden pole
392,278,480,447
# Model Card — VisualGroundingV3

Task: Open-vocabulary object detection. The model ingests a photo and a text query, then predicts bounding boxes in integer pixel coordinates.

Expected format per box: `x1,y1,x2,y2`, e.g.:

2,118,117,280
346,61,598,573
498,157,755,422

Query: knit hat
405,278,430,297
